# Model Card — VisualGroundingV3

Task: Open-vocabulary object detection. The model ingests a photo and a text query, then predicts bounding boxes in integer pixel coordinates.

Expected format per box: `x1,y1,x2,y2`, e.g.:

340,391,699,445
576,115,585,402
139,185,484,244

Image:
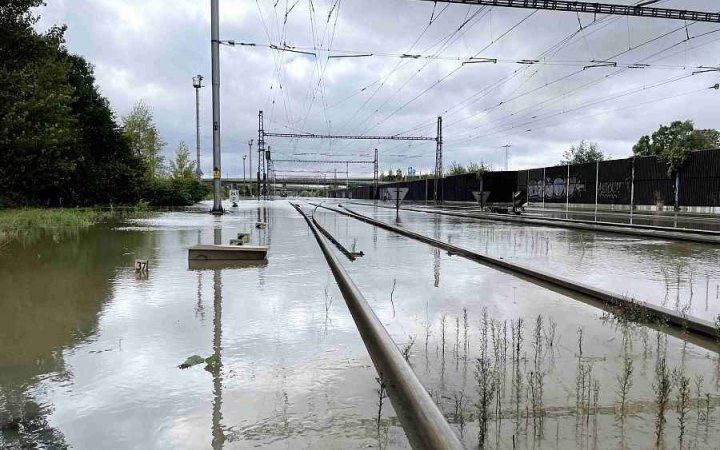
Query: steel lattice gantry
259,111,443,201
413,0,720,23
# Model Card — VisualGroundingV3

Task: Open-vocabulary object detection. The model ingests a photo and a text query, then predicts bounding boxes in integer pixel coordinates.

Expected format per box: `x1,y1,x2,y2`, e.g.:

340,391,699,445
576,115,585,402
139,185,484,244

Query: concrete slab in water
188,244,268,261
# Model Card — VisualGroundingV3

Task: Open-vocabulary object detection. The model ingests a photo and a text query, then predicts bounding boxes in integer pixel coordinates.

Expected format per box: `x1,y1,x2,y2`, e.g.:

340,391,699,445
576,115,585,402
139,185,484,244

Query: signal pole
210,0,223,214
192,75,203,179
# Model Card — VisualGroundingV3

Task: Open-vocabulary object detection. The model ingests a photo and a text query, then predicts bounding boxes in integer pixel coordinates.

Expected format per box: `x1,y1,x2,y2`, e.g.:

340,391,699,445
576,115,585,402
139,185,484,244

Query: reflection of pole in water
196,271,205,320
196,229,205,320
433,217,441,288
211,268,225,449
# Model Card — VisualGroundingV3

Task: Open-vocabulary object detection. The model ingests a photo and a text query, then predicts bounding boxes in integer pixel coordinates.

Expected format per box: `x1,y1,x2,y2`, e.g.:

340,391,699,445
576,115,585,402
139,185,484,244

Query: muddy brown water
1,200,718,449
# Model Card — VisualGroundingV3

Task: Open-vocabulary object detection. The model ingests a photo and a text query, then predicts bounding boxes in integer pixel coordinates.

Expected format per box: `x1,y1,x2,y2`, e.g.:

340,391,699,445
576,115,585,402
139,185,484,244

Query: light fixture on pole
192,75,204,178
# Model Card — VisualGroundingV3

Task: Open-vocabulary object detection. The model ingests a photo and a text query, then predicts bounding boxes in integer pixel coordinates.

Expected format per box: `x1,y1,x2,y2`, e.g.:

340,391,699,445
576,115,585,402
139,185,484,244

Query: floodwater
1,200,719,449
348,201,720,321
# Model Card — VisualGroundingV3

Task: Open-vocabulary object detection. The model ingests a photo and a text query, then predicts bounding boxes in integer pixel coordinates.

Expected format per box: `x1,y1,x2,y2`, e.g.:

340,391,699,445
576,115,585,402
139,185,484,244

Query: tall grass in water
0,207,148,246
616,357,633,421
673,368,690,446
653,357,672,446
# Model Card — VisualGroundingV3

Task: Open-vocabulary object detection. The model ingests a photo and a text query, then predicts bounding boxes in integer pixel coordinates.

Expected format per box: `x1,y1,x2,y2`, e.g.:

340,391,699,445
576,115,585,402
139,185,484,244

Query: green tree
561,141,605,165
0,1,79,206
632,120,717,175
446,161,468,176
169,142,195,179
691,129,720,150
63,53,144,205
466,162,488,177
123,100,165,180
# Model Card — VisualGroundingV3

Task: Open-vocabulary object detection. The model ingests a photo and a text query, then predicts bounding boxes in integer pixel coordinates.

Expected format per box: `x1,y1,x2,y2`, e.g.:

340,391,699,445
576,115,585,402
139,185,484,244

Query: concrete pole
210,0,223,214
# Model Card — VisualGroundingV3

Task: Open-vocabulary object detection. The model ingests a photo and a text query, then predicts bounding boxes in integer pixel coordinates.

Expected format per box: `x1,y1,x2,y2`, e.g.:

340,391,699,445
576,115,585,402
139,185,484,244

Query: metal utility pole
247,139,253,197
192,75,204,179
210,0,223,214
434,116,443,204
346,161,350,196
502,144,512,171
257,111,265,200
264,145,270,200
242,155,246,184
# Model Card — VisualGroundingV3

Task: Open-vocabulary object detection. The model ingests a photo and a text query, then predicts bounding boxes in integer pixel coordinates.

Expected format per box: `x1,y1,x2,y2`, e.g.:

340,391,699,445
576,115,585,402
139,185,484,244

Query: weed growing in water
324,287,333,315
401,335,416,363
375,374,387,432
441,313,448,361
454,391,465,430
577,327,584,359
455,316,460,358
544,317,557,352
617,357,634,420
463,308,469,359
694,375,704,423
653,357,672,446
475,356,496,447
673,368,690,446
389,279,397,318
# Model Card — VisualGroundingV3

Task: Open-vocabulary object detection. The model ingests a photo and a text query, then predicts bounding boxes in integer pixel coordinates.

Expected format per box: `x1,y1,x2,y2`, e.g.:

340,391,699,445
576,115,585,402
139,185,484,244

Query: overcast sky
36,0,720,178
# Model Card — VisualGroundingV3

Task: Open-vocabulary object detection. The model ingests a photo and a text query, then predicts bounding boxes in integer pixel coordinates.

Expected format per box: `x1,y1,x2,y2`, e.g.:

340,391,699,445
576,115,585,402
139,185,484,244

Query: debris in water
178,355,205,369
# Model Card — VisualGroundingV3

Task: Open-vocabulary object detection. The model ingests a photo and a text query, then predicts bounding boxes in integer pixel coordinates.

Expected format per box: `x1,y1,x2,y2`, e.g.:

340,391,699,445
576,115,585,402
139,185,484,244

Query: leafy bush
143,178,210,207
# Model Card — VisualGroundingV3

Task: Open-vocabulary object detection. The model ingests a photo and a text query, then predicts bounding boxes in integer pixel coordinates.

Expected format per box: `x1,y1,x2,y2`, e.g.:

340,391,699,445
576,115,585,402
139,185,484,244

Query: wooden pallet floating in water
188,245,268,261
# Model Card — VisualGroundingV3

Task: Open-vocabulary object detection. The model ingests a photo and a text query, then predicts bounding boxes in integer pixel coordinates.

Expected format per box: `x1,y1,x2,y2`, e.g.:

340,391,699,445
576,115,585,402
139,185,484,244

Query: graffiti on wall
597,181,628,201
527,177,587,201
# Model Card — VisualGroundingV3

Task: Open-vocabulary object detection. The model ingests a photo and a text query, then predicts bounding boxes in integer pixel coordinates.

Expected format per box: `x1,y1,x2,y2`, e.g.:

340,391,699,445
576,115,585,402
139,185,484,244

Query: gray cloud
37,0,720,177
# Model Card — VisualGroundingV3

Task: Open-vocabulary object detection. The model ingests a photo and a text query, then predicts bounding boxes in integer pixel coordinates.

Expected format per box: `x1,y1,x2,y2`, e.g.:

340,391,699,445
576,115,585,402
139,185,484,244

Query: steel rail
290,203,464,450
316,202,719,343
351,201,720,244
311,210,363,261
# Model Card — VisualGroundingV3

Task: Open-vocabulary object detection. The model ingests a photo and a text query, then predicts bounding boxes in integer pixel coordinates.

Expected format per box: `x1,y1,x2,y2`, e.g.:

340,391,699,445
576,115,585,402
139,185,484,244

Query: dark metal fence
332,150,720,209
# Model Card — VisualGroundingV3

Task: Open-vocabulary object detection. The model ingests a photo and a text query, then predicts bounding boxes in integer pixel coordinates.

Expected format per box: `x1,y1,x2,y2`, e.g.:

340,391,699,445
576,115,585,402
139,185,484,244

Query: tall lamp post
242,155,247,196
192,75,204,178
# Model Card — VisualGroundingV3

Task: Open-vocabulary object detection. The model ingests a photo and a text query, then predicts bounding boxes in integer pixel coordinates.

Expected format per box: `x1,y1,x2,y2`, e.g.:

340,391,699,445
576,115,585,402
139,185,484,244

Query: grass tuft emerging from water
0,206,152,246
